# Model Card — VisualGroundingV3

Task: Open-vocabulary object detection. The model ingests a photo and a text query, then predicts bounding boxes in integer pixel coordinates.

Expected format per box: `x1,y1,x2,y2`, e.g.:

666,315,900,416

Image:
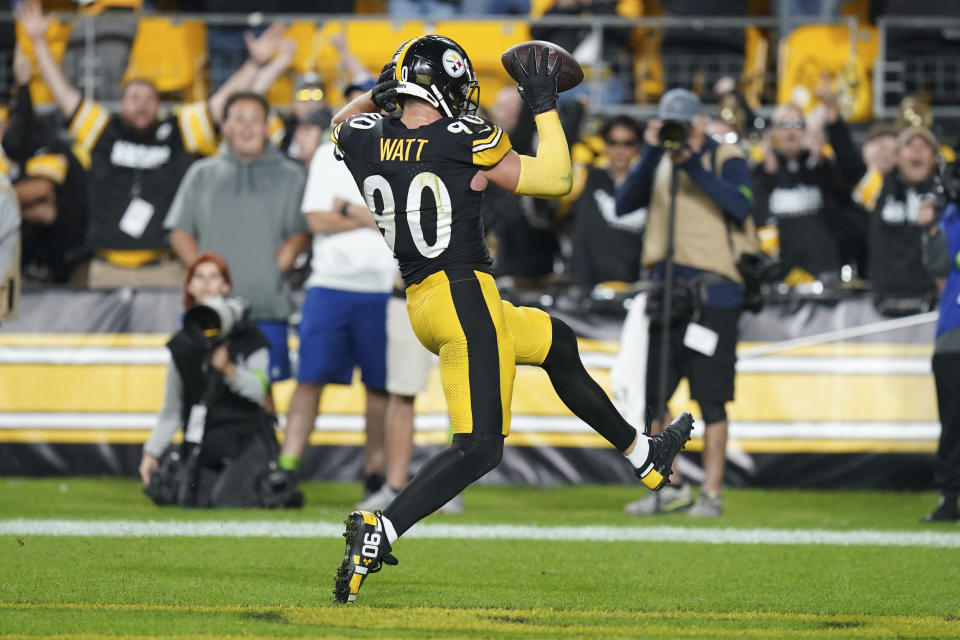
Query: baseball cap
898,126,938,154
658,88,702,122
294,73,326,103
344,79,376,96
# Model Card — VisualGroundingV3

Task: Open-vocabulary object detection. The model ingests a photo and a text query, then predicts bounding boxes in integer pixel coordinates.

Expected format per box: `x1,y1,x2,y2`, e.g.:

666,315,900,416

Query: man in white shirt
277,139,398,497
0,166,21,322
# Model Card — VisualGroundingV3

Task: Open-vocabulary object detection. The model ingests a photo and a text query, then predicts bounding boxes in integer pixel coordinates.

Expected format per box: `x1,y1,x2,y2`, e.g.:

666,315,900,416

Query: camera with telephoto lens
656,89,701,151
933,160,960,211
182,296,249,348
659,120,689,151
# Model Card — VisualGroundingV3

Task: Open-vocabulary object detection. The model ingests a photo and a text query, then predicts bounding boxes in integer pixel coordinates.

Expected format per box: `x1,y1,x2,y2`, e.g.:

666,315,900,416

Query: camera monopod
652,164,680,434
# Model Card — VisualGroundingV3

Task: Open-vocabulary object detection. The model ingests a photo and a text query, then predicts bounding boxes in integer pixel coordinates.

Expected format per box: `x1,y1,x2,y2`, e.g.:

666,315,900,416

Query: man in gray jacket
165,92,309,385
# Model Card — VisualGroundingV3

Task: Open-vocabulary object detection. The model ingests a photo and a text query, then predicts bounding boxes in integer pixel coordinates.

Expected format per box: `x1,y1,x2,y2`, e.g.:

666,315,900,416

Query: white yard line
1,519,958,548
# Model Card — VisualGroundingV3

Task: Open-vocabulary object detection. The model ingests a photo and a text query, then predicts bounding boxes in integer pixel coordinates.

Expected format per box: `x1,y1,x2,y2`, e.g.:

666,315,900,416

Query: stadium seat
434,21,531,109
16,18,73,106
778,23,878,122
123,18,208,100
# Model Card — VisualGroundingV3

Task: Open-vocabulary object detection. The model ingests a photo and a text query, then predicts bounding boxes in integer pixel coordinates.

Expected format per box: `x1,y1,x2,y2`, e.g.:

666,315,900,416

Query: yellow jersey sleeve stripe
472,127,512,167
331,122,344,146
472,124,501,149
71,143,91,170
854,168,883,209
178,102,217,155
472,126,504,153
68,100,110,154
268,113,286,148
25,154,68,184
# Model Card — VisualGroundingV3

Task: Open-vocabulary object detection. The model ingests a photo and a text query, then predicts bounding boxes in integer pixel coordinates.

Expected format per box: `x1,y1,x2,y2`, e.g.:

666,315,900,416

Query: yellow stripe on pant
406,269,516,436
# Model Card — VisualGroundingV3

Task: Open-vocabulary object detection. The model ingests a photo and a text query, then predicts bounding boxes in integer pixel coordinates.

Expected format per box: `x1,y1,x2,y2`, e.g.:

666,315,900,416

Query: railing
0,12,875,117
873,16,960,119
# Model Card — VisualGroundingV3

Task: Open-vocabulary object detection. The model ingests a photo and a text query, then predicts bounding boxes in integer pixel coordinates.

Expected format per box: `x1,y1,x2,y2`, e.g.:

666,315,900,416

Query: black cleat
333,510,398,603
923,495,959,522
635,412,694,490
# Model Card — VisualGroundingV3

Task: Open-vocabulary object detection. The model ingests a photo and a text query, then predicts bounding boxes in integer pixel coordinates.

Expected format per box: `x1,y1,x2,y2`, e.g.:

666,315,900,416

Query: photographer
140,253,284,508
919,198,960,521
616,89,757,518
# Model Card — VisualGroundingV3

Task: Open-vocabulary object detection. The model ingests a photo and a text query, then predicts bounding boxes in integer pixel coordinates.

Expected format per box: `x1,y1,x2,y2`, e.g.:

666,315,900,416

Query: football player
330,35,693,603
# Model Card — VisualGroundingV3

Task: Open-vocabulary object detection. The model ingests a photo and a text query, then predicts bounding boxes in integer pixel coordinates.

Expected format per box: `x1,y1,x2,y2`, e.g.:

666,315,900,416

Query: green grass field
2,478,960,639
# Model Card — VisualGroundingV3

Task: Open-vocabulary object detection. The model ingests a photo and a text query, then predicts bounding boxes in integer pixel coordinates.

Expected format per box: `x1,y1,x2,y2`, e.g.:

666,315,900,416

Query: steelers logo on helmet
443,49,466,78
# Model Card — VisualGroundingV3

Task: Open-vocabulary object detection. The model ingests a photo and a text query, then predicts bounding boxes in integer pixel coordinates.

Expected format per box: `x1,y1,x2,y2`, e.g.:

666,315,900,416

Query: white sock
380,514,398,546
624,434,651,469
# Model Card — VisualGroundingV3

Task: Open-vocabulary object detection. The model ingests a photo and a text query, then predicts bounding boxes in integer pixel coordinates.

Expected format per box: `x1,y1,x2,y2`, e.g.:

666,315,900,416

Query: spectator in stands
919,192,960,522
140,253,284,508
17,2,291,288
566,114,645,290
270,32,375,166
164,92,309,385
2,46,88,284
0,147,20,322
283,106,329,168
752,103,848,284
330,31,376,101
275,73,332,162
821,82,941,313
276,118,397,499
616,89,757,518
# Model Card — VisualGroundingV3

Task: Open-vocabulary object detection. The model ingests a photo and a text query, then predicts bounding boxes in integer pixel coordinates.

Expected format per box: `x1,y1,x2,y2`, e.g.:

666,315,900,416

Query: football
501,40,584,93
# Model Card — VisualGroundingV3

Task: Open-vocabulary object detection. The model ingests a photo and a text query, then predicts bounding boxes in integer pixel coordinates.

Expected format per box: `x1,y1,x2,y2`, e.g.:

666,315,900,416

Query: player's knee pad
699,402,727,425
451,432,504,481
541,318,578,370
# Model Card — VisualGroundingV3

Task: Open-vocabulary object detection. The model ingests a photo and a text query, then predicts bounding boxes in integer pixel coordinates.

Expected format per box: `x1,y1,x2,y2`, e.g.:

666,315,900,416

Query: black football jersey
332,111,512,286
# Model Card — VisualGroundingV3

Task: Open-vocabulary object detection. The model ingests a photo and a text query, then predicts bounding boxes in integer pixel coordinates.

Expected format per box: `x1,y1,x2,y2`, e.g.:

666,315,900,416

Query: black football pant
932,351,960,495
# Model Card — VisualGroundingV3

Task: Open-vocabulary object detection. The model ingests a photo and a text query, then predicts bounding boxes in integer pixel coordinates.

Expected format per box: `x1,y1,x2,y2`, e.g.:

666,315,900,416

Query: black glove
513,46,562,116
372,61,399,113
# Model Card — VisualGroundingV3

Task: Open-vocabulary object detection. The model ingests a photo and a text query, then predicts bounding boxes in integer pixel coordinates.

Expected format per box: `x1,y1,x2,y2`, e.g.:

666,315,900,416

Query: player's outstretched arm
484,48,572,199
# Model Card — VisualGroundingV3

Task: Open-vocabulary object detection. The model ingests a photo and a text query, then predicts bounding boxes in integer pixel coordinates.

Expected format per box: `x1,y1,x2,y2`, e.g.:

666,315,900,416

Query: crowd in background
2,0,960,315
